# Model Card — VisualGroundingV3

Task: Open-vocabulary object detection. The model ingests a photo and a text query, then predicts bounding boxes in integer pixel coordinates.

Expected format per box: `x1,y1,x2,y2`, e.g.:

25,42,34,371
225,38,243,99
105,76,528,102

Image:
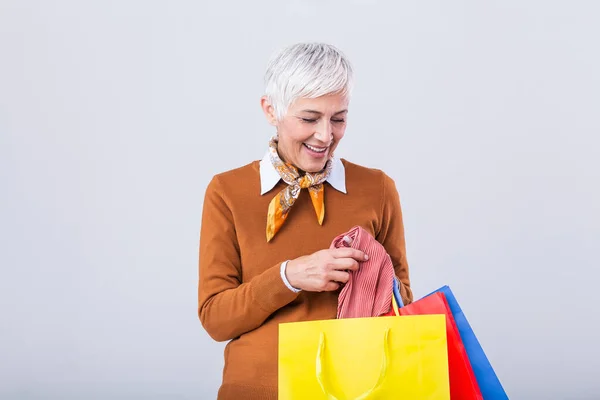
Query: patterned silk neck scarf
266,136,333,242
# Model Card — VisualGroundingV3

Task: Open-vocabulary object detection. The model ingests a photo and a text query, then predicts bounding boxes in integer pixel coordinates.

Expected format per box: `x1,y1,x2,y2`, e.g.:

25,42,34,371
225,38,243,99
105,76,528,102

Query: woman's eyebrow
299,109,348,115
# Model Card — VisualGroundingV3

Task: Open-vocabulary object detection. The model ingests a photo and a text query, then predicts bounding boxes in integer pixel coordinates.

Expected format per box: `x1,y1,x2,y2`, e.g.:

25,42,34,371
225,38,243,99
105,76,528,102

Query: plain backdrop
1,1,599,399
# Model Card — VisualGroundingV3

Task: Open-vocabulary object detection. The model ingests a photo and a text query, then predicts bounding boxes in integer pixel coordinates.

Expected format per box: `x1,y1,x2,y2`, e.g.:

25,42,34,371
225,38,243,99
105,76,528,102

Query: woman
198,42,413,399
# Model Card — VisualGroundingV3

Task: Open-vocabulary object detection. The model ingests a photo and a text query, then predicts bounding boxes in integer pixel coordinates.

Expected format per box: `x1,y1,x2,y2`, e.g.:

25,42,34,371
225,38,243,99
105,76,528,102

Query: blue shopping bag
424,286,509,400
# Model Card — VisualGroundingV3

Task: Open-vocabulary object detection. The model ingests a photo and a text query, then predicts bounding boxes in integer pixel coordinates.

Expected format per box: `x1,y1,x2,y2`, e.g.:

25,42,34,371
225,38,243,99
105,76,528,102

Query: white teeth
305,144,327,153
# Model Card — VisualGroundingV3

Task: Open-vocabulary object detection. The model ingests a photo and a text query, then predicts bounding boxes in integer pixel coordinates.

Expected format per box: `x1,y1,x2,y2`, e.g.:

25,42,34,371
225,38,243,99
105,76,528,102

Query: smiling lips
304,143,328,155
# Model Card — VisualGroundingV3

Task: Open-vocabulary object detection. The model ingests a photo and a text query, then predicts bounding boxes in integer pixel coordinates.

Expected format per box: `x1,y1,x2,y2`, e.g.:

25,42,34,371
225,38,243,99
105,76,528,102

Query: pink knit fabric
332,226,395,319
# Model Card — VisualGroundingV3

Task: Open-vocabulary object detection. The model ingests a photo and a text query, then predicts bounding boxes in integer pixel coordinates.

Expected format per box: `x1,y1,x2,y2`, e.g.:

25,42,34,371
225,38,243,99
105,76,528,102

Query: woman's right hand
285,247,369,292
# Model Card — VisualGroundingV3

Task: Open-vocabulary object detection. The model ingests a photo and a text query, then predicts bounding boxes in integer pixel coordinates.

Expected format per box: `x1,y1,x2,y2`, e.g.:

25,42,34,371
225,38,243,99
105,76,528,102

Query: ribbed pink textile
333,226,395,319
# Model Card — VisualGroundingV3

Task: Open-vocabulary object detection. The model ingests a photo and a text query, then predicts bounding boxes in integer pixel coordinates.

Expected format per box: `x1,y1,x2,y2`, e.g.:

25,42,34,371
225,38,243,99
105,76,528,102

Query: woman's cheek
334,128,346,141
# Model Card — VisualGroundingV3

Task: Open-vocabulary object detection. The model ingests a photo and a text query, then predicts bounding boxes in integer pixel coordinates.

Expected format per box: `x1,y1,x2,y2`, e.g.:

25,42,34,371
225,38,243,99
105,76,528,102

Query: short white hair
264,42,354,120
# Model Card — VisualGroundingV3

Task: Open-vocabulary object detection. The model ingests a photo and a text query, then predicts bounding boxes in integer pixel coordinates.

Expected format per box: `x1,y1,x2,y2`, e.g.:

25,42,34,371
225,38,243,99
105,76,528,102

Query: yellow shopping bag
279,314,450,399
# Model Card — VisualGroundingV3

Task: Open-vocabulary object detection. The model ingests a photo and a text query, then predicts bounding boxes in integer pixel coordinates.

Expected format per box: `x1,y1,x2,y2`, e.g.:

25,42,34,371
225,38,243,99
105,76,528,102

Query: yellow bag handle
316,328,391,400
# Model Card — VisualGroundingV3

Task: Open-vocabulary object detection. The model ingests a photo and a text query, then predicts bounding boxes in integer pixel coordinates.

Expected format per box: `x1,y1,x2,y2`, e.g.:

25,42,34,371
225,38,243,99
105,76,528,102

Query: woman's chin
298,148,330,172
299,160,327,173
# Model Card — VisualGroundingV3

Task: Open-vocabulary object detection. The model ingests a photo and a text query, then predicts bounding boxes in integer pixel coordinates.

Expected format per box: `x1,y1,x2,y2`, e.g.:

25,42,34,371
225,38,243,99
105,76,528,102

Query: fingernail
364,254,369,260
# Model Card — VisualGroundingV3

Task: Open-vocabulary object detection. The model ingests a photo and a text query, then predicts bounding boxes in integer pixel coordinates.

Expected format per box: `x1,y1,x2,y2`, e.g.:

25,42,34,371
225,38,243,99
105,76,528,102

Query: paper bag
279,315,450,399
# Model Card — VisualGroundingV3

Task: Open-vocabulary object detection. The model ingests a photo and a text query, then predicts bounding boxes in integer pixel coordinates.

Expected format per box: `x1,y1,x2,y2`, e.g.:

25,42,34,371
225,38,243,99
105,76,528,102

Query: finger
328,270,350,284
342,235,353,246
322,281,340,292
330,258,359,271
332,247,369,261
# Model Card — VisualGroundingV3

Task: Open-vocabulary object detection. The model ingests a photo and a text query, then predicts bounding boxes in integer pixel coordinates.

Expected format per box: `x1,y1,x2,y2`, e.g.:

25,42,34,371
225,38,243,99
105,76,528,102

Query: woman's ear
260,96,278,126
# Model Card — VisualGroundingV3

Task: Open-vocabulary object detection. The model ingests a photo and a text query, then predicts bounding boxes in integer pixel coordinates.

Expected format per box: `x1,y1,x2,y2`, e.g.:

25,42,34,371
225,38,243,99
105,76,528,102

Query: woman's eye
300,117,345,123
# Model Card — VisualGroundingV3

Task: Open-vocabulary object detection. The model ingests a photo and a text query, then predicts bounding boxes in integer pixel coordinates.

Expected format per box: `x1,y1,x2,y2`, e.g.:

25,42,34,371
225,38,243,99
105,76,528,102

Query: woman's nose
314,120,332,142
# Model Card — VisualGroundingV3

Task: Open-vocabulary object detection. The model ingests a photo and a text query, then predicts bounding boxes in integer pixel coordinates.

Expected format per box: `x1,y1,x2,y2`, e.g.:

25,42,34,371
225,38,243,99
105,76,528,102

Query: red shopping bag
385,292,483,399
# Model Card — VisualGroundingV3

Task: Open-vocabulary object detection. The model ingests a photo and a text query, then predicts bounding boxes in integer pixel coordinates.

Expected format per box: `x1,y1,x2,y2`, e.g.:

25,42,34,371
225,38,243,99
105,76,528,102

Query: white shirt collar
259,151,347,195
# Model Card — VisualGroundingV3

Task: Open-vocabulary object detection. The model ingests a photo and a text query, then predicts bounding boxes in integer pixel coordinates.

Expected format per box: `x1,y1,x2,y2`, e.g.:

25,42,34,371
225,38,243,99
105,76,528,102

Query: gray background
1,1,598,399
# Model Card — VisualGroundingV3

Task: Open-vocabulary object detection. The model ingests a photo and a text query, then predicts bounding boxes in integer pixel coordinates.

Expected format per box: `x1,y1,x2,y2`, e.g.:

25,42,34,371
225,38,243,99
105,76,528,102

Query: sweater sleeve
376,172,414,306
197,176,300,342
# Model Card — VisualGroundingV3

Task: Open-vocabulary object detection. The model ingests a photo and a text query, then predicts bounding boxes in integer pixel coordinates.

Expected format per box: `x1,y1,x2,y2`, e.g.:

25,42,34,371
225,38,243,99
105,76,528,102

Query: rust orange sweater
198,159,413,399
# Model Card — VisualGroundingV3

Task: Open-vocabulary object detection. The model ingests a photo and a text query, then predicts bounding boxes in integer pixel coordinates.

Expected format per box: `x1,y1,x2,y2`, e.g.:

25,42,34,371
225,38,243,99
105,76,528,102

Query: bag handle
316,328,391,400
391,293,401,316
393,276,404,309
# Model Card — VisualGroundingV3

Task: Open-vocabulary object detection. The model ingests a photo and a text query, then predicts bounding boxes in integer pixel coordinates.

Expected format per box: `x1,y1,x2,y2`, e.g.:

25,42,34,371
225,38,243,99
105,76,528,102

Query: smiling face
261,93,349,173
